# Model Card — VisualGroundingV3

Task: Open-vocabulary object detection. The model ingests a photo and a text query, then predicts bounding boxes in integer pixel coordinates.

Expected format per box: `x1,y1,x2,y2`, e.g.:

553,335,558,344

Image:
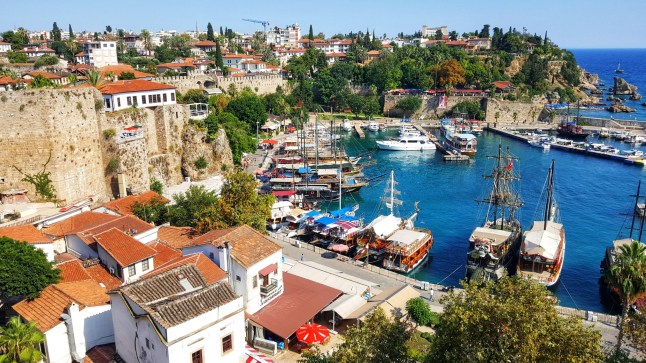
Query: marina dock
414,124,470,162
354,124,365,138
487,127,644,166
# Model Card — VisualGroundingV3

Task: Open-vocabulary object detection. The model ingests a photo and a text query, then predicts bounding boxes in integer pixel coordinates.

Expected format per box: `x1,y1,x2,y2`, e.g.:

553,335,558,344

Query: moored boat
518,160,565,287
376,134,436,151
466,145,523,283
367,121,379,132
557,121,591,140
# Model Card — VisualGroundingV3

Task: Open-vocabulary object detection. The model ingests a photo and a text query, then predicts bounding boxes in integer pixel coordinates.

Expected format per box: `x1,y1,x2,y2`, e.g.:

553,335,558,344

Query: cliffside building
99,80,176,112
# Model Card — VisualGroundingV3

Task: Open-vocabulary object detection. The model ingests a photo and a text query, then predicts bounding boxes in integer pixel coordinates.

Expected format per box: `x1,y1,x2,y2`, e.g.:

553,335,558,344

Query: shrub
150,178,164,194
107,158,120,172
194,157,208,170
19,104,25,112
103,128,116,139
95,99,104,111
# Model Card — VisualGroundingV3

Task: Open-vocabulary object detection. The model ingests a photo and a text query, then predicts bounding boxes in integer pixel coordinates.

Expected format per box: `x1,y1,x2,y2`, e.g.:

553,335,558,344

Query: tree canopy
167,185,218,227
0,237,61,304
427,277,604,363
0,316,45,363
225,90,268,130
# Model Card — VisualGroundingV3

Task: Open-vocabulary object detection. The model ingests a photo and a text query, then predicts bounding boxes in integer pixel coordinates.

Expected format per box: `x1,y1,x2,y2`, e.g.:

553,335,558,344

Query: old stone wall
152,74,215,94
484,98,545,124
383,94,485,119
181,127,233,181
216,75,287,95
0,89,107,203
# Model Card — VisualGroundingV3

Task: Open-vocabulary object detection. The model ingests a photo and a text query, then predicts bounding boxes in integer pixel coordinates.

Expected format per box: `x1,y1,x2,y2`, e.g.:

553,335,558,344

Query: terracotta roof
0,225,53,244
157,62,195,69
142,253,227,284
367,50,380,55
75,51,84,57
99,64,154,79
0,76,24,85
42,212,120,238
195,40,217,47
13,280,110,332
94,228,156,267
26,71,61,79
493,81,514,89
147,240,182,267
54,252,78,263
115,264,238,328
82,215,154,238
326,52,346,57
156,226,199,249
249,273,342,339
99,80,175,95
191,225,283,268
101,191,169,216
223,54,253,59
241,60,265,65
85,264,122,290
58,259,92,282
84,344,117,363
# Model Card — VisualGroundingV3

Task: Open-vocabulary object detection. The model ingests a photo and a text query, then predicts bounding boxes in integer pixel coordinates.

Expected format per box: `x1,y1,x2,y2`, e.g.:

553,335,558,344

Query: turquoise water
572,48,646,121
336,129,646,313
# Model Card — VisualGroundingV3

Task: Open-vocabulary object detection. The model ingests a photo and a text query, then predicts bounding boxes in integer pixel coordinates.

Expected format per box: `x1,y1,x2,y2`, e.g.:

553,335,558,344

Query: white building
94,228,157,284
110,264,245,363
422,25,448,38
266,24,301,47
82,40,118,67
0,224,55,261
0,41,11,53
99,79,176,112
222,54,255,69
13,278,114,363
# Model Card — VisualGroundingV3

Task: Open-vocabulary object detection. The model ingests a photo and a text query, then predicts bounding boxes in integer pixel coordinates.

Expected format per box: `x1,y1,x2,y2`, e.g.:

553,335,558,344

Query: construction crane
242,18,270,33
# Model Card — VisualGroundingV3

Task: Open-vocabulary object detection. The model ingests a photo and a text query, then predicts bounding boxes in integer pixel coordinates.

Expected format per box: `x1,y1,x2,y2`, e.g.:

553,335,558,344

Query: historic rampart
153,72,287,95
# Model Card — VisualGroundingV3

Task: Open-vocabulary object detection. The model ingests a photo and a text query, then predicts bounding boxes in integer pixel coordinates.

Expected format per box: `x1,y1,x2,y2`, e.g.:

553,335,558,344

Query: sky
3,0,646,49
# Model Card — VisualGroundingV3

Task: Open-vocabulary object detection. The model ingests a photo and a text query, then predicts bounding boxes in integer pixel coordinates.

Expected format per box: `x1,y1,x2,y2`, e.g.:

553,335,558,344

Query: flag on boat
437,95,447,109
507,161,513,171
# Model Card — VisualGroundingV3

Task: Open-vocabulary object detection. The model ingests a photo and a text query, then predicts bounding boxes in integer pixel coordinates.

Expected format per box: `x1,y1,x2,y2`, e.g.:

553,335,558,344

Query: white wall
97,246,153,283
43,323,72,363
238,251,283,314
134,226,159,244
65,235,98,259
104,90,177,112
35,243,55,261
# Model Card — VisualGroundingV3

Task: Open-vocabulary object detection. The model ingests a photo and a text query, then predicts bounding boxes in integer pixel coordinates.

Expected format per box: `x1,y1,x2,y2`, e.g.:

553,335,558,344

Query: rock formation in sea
607,99,636,113
613,77,638,96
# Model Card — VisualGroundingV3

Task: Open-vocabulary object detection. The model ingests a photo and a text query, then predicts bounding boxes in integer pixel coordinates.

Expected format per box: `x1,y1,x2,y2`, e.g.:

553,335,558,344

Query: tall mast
544,160,555,229
390,171,395,216
630,180,641,240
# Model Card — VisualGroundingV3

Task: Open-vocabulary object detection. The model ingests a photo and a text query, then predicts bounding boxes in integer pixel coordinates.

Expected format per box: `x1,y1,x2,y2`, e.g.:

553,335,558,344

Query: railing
260,284,282,306
260,278,278,296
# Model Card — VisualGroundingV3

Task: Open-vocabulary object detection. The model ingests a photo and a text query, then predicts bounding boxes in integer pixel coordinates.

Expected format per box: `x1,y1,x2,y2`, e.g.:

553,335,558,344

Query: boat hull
466,224,522,282
376,141,436,151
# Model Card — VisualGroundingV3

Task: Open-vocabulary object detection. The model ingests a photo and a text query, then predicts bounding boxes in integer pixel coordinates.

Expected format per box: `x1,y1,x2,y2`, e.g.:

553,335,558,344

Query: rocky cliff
181,126,233,181
613,77,639,96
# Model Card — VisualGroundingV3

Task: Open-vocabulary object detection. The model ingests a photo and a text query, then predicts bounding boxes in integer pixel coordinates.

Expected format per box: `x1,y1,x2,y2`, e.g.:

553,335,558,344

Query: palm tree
140,29,153,57
605,240,646,352
494,111,500,126
86,70,106,88
512,111,518,124
0,316,45,363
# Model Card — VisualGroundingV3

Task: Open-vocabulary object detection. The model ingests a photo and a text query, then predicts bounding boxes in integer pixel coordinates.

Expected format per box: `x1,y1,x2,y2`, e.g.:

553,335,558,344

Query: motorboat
376,134,436,151
367,121,379,132
342,119,353,132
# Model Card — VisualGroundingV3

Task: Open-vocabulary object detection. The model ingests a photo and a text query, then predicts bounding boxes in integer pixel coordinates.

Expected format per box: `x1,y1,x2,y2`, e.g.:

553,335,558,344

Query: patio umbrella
261,139,278,145
330,244,349,253
296,323,330,345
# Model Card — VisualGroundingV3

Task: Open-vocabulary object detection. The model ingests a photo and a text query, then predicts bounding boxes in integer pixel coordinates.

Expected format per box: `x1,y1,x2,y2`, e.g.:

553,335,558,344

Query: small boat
528,139,550,150
398,124,420,136
466,145,523,283
342,119,352,132
599,128,610,138
367,121,379,132
557,121,590,140
518,160,565,287
615,63,624,74
376,134,436,151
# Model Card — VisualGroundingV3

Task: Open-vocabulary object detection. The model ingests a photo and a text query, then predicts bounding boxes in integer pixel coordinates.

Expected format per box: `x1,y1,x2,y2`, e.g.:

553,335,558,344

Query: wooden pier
414,124,470,162
354,124,365,138
487,127,644,166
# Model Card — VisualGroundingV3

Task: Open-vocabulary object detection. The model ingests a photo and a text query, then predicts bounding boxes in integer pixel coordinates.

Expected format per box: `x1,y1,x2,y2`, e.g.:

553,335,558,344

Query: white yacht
367,121,379,132
376,134,436,151
342,119,353,131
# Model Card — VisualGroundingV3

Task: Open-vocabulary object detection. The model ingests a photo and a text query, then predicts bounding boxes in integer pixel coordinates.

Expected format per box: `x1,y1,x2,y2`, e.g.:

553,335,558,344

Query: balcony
260,278,278,296
260,279,282,306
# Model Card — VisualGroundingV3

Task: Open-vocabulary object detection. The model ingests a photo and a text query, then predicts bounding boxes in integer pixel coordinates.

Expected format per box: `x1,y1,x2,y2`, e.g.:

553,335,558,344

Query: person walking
300,253,304,261
429,287,435,302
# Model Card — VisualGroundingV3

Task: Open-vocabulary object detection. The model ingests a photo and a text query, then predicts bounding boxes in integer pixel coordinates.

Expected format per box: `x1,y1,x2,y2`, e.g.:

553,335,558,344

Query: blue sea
572,48,646,121
334,127,646,314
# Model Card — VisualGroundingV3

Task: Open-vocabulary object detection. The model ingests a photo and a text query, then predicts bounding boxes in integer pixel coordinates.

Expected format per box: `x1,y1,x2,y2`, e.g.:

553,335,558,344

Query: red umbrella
296,323,330,345
330,244,349,253
261,139,278,145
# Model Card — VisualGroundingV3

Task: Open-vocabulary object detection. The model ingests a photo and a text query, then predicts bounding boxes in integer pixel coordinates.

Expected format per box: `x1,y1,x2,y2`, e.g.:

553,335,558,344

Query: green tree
132,196,169,226
150,178,164,195
33,54,58,69
167,185,218,227
347,93,365,119
0,237,61,306
68,24,74,39
7,51,28,64
206,22,215,41
180,89,208,104
364,96,381,119
406,297,433,327
225,92,268,130
604,240,646,353
428,277,604,363
51,22,61,42
105,25,112,33
308,24,314,41
395,96,422,118
300,308,413,363
140,29,153,56
622,305,646,354
2,29,29,51
214,39,225,75
118,72,136,80
28,75,56,89
218,112,256,163
196,169,274,232
0,316,45,363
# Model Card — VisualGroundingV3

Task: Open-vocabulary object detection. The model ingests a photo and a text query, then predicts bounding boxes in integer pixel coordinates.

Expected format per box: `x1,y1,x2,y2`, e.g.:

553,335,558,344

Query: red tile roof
157,62,196,69
142,253,227,284
85,264,122,290
101,191,169,216
223,54,253,59
0,225,53,244
249,273,342,339
58,259,92,282
26,71,61,79
82,215,153,238
13,280,110,332
42,212,120,238
84,344,117,363
99,64,154,79
326,52,346,58
156,226,199,249
493,81,514,89
195,40,217,47
147,240,182,267
99,80,175,95
94,228,156,267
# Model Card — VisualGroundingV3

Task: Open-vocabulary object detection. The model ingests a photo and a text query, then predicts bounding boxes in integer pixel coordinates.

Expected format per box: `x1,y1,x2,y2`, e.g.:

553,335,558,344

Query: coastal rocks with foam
612,77,638,96
607,99,636,113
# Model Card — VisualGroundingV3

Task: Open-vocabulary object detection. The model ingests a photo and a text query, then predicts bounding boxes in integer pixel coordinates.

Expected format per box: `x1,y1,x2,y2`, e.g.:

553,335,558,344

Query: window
236,275,241,282
163,93,167,102
222,334,233,353
128,265,136,276
141,95,146,104
148,95,153,103
105,98,111,108
127,96,132,106
110,44,115,47
116,98,121,107
142,259,149,271
191,349,203,363
103,43,107,47
171,93,176,102
253,275,258,288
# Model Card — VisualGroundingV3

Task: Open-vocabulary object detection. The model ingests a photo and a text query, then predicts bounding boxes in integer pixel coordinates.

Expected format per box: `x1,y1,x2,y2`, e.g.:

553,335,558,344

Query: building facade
82,40,118,67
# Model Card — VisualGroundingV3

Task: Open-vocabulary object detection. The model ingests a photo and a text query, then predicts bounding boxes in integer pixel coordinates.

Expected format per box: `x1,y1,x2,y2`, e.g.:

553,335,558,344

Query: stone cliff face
0,89,234,203
181,126,234,181
613,77,638,96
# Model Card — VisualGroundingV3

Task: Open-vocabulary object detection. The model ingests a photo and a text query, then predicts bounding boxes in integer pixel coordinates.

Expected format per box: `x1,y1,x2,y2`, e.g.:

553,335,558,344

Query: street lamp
256,121,259,146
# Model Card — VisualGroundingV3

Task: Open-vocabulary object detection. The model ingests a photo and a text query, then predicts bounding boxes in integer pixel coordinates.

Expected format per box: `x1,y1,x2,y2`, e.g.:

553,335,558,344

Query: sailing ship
556,121,591,140
518,160,565,287
615,63,624,74
466,145,523,282
355,171,428,269
440,118,478,156
382,202,433,273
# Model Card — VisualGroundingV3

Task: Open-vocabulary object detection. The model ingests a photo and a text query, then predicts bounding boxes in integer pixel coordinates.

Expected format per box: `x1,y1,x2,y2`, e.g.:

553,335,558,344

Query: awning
262,139,278,145
323,293,368,319
315,216,336,226
272,190,296,197
245,345,274,363
329,206,355,218
259,264,278,277
331,220,356,230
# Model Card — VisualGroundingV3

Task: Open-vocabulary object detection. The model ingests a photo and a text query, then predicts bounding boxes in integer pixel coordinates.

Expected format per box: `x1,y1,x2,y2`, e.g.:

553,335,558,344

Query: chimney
217,243,229,272
62,302,85,361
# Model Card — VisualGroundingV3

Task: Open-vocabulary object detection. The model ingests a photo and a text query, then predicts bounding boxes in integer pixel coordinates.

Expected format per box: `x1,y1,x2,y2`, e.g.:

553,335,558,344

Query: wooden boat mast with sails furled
466,145,524,283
